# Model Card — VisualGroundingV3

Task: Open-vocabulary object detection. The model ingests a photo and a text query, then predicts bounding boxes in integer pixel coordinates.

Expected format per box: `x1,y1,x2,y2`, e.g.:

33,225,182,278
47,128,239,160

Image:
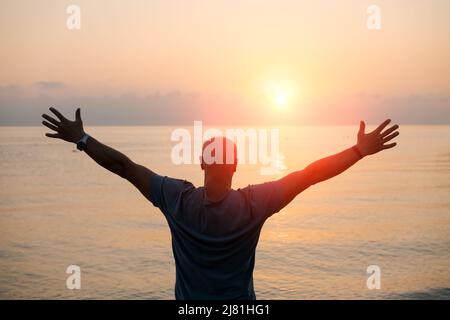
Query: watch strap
76,133,90,151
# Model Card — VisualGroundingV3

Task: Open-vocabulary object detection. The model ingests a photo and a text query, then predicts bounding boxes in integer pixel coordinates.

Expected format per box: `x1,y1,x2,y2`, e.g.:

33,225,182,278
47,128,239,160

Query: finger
382,131,399,143
42,114,60,126
75,108,81,122
49,107,68,122
358,121,366,136
375,119,391,134
381,124,399,138
45,133,61,139
42,120,59,132
382,142,397,150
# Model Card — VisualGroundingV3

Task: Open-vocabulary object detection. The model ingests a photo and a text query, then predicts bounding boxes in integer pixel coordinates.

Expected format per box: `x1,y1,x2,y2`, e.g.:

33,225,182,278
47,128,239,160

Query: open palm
41,107,85,143
357,119,399,157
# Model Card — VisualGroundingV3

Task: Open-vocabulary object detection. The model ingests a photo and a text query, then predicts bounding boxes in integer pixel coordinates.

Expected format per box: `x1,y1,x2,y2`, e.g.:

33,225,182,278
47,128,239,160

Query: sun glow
271,84,296,110
263,77,300,111
275,91,288,108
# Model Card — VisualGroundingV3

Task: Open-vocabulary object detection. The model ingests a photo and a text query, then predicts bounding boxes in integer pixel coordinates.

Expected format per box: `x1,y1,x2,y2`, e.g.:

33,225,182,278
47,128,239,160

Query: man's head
200,137,237,179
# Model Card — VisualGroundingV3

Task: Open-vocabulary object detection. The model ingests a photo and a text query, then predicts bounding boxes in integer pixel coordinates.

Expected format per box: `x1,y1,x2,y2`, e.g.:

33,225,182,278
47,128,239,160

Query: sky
0,0,449,125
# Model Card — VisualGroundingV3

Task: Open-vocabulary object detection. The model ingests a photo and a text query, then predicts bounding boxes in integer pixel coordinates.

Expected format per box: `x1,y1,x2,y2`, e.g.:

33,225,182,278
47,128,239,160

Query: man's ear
200,156,204,170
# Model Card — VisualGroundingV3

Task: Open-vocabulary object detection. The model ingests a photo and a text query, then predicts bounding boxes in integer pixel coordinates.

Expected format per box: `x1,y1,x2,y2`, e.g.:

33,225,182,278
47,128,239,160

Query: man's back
149,174,284,299
41,108,399,299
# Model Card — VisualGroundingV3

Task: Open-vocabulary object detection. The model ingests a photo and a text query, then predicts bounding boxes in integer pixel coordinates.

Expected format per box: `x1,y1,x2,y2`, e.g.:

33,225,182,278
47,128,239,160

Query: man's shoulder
159,175,195,188
150,174,196,200
236,181,279,194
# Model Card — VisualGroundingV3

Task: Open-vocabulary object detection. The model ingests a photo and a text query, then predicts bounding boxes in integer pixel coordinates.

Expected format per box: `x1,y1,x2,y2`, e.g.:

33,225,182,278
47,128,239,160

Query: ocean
0,125,449,299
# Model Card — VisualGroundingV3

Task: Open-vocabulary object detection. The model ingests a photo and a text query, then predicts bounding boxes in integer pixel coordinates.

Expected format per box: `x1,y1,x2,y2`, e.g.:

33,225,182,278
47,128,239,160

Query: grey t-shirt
149,174,284,300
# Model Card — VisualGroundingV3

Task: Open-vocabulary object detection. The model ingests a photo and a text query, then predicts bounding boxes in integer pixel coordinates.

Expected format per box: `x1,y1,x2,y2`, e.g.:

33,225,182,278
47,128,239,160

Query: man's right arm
83,136,156,201
42,107,156,201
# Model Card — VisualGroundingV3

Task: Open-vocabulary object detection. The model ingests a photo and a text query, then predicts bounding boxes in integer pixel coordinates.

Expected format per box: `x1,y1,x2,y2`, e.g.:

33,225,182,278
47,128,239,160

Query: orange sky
0,0,449,125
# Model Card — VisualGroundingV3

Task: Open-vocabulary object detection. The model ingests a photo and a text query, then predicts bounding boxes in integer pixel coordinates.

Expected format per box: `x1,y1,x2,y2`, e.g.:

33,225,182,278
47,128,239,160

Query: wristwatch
76,133,90,151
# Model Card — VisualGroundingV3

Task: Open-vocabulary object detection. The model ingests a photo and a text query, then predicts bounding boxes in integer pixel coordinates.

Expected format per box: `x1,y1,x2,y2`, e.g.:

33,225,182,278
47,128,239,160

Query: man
42,107,399,299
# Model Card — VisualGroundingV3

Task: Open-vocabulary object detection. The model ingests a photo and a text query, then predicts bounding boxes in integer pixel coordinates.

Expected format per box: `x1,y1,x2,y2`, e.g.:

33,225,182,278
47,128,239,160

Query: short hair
202,137,237,165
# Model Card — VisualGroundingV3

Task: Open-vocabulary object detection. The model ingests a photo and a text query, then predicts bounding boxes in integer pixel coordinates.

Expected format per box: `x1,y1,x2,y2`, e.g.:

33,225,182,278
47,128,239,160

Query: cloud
35,81,65,89
301,93,450,125
0,84,21,95
0,86,449,125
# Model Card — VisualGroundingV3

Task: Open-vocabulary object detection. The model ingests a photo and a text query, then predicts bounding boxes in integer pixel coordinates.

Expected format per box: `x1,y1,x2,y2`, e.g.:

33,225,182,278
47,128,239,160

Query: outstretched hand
356,119,399,157
42,107,85,143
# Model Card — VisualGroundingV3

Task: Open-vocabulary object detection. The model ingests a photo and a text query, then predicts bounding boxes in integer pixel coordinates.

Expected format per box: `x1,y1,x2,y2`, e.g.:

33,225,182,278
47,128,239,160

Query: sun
275,92,288,108
263,79,298,111
273,87,292,109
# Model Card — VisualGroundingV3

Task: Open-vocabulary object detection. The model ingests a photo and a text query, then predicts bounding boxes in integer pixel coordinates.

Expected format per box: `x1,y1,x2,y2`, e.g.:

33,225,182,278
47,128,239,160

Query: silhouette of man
42,107,399,299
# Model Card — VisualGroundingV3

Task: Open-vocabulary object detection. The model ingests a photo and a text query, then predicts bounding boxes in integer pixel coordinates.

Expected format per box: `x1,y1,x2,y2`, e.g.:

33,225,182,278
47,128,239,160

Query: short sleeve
240,180,285,220
149,174,193,216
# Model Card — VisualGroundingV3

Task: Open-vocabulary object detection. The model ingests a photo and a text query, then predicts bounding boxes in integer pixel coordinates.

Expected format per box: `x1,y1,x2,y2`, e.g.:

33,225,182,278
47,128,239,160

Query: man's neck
204,175,232,202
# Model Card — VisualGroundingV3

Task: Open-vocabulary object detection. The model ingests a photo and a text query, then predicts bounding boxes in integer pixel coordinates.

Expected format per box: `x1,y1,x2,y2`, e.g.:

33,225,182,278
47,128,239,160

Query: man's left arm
277,119,399,207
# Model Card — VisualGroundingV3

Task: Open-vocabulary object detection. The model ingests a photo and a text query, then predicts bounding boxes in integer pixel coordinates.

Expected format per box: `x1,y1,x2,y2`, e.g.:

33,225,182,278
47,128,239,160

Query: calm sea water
0,125,449,299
